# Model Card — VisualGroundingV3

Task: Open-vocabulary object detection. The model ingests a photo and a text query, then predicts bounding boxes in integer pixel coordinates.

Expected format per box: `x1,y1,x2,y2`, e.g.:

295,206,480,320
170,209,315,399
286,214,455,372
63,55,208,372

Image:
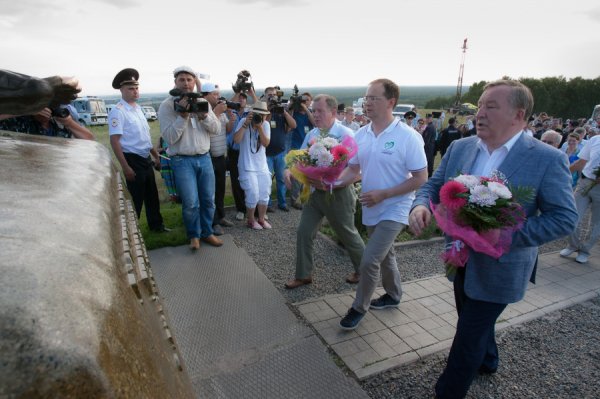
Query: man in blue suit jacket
409,80,578,399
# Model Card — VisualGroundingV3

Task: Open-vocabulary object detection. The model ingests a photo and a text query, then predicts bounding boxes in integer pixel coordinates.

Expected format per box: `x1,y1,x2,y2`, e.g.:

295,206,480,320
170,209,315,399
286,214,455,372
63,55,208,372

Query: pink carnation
331,145,349,162
440,180,468,210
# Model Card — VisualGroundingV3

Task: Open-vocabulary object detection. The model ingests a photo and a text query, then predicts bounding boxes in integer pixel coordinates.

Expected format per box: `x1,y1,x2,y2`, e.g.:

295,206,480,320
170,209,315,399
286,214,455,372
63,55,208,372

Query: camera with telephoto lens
170,89,209,113
232,70,254,93
218,97,241,111
51,107,70,118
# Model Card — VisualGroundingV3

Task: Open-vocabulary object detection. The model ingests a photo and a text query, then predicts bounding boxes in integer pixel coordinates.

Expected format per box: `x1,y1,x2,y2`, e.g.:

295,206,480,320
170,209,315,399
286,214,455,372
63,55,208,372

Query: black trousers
227,149,246,213
123,152,163,230
211,155,227,223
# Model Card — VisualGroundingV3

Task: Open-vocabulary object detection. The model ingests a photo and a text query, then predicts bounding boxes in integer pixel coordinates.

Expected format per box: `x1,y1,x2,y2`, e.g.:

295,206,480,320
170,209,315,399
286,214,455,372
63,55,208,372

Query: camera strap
249,125,261,154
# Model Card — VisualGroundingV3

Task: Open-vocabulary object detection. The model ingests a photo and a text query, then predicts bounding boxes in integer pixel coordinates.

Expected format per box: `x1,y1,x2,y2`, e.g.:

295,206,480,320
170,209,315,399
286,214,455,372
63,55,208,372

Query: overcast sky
2,0,599,96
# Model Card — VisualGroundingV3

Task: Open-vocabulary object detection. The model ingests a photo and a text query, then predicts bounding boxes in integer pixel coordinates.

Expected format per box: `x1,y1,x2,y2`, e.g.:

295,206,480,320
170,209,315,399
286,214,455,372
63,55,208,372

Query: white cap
173,65,196,77
200,82,218,93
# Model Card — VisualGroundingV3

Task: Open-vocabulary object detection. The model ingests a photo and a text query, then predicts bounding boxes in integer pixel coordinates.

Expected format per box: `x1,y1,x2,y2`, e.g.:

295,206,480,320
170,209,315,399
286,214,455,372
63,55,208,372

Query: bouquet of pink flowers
430,173,532,277
285,135,358,202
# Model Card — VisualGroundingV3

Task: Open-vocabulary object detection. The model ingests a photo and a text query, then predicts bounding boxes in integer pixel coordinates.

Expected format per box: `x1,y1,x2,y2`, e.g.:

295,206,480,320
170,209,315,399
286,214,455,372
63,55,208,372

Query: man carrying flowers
409,80,578,399
283,94,366,289
337,79,428,330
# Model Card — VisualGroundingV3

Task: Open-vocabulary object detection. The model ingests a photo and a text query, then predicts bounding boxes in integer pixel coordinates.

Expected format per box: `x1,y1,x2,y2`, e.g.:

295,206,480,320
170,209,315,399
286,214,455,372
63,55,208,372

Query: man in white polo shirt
336,78,428,330
563,134,600,263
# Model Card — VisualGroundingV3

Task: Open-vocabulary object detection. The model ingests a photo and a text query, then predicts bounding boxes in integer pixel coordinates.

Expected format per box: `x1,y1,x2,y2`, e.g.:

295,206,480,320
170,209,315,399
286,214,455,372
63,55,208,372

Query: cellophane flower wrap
285,134,358,202
430,172,532,278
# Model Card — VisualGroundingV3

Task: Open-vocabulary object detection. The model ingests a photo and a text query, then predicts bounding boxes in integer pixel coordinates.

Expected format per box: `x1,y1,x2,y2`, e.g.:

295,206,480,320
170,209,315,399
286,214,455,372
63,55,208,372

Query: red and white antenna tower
454,38,468,107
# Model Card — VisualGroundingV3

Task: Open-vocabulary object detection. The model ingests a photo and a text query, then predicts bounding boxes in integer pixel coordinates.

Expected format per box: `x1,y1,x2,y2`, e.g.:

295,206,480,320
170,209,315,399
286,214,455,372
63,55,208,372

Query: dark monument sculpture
0,69,81,115
0,131,194,398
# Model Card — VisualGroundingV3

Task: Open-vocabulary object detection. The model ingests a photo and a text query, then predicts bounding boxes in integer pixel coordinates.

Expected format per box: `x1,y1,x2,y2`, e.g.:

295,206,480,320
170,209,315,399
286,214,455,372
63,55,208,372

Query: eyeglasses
541,140,553,144
407,116,414,120
362,96,386,102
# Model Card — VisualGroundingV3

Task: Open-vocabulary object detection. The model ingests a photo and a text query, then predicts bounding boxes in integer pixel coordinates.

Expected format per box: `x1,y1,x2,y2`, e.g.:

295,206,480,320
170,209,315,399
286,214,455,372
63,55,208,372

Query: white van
141,106,157,121
71,97,108,126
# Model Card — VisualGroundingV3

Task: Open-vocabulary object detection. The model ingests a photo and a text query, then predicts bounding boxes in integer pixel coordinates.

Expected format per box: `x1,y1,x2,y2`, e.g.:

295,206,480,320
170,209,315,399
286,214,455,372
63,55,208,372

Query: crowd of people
2,69,600,399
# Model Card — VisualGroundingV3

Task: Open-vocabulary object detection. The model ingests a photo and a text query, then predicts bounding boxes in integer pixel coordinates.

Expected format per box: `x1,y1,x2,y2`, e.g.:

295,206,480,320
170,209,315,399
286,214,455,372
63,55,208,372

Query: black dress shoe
267,206,275,213
278,205,290,212
478,365,497,375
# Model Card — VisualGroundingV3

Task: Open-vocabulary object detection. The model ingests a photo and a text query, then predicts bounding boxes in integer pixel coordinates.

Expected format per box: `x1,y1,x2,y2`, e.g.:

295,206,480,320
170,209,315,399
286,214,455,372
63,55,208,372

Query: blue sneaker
370,294,400,310
339,308,365,330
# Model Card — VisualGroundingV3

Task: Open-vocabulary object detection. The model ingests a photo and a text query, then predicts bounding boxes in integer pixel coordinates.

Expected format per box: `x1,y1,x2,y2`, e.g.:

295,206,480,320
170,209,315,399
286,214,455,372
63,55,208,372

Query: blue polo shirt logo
384,141,394,149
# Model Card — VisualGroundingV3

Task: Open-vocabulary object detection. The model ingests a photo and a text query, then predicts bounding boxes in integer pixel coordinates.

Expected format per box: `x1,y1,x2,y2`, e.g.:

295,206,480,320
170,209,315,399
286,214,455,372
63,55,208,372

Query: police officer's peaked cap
112,68,140,89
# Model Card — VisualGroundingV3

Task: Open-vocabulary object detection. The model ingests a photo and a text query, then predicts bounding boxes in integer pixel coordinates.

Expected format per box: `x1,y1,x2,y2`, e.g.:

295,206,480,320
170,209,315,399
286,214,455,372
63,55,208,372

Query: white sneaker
575,253,589,264
559,248,576,257
235,212,244,221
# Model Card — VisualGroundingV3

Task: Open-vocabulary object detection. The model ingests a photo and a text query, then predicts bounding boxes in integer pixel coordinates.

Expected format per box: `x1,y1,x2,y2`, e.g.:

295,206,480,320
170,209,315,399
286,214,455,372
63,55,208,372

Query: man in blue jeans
158,66,223,250
264,86,297,212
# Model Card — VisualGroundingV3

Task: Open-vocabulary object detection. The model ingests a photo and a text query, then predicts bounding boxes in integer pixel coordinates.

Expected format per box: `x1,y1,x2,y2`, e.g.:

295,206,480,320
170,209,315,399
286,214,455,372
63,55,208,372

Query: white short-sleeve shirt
236,119,271,173
578,135,600,179
350,118,427,225
108,99,152,157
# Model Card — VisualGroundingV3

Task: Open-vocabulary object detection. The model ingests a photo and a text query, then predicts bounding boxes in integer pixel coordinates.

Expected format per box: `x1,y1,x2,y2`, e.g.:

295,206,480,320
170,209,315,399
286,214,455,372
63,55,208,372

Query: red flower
331,145,349,162
440,180,468,210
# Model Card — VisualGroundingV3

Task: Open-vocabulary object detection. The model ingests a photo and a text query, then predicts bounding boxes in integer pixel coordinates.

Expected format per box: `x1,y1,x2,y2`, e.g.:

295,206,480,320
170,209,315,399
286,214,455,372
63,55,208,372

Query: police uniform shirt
108,99,153,157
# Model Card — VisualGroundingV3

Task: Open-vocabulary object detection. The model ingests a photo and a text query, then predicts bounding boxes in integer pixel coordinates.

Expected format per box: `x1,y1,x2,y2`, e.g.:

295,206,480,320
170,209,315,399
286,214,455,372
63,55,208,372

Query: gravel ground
225,206,600,398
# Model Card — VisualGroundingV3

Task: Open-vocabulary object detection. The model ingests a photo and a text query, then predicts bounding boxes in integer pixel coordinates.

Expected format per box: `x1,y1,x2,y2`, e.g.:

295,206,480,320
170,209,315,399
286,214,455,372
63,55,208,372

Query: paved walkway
293,246,600,380
149,235,368,399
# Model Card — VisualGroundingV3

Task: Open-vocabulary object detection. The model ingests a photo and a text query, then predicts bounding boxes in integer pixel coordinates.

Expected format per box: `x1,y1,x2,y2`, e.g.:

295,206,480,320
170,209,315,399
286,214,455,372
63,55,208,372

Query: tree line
425,76,600,119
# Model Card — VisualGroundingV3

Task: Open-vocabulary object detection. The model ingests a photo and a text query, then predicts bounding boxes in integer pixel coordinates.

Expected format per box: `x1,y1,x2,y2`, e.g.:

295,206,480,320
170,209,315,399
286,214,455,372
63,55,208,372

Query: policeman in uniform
109,68,168,232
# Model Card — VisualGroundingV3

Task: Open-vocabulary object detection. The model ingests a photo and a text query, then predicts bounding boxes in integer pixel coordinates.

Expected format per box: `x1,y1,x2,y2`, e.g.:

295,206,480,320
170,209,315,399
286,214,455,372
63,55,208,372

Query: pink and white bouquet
430,173,532,277
285,135,358,202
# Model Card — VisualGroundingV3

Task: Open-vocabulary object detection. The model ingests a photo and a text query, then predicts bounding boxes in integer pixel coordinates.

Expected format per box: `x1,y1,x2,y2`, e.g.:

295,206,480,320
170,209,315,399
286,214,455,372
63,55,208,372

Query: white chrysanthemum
454,174,480,189
487,181,512,199
321,137,339,149
308,143,327,159
315,151,334,167
469,184,498,207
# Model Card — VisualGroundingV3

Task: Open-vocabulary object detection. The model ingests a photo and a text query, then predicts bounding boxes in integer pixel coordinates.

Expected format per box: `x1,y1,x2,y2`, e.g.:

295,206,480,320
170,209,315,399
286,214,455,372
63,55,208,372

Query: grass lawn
92,109,448,250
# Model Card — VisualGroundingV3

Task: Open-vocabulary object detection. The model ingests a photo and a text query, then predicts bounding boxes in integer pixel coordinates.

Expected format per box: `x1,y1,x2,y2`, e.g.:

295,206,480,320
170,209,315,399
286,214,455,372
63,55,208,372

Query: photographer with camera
288,89,316,209
158,66,222,250
0,106,94,140
264,86,297,212
232,101,272,230
200,81,235,234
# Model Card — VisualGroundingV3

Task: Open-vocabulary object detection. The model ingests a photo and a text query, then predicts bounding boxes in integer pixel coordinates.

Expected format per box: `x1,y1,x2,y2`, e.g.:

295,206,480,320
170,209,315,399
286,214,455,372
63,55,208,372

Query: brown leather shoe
201,234,223,247
345,272,360,284
284,277,313,289
189,238,200,250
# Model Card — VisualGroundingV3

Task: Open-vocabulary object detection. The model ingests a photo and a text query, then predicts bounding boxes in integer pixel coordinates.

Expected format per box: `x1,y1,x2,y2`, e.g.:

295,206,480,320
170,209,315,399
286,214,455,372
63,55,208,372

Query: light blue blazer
413,134,578,304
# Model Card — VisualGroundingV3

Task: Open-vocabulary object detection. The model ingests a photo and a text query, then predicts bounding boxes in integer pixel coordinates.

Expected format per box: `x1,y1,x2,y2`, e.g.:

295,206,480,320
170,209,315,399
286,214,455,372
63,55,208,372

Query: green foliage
460,76,600,119
425,96,454,109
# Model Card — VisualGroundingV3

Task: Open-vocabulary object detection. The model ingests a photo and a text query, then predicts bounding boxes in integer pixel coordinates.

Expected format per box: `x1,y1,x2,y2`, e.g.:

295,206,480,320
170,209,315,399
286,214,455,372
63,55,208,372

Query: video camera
267,86,288,114
288,84,309,113
218,97,242,112
170,88,209,113
232,70,254,93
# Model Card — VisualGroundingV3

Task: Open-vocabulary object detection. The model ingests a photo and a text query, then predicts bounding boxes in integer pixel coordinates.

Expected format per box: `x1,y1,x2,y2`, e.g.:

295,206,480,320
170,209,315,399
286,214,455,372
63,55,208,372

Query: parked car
141,106,157,121
392,104,415,118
